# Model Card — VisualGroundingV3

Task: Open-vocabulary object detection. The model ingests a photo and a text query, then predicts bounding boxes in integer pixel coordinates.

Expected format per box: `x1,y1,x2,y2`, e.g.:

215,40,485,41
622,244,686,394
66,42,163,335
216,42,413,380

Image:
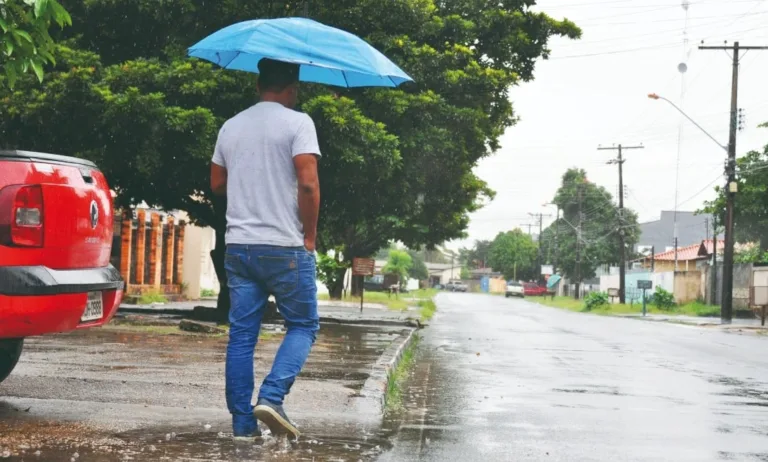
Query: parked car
523,282,548,297
505,281,524,298
363,274,386,292
0,150,124,384
445,280,468,292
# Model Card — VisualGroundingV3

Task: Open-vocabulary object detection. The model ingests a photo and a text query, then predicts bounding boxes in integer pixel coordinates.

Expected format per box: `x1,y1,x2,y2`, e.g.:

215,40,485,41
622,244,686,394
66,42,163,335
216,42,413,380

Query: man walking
210,58,321,440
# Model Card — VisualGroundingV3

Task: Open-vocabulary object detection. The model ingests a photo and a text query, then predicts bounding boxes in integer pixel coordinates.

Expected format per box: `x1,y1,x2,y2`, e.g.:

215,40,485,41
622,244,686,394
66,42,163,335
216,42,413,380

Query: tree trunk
210,197,229,324
328,267,346,300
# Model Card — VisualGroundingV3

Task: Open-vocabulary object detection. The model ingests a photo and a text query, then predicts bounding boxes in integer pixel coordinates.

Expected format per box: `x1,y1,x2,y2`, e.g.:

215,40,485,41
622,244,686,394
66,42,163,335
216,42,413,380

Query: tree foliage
540,168,639,282
0,0,580,300
702,128,768,251
1,0,71,87
488,229,538,281
406,248,429,281
383,249,413,288
459,239,492,269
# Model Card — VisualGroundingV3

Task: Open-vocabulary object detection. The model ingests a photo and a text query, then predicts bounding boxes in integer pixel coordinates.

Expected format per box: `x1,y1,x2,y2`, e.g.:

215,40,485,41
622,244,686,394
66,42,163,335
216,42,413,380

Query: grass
418,299,437,322
531,296,722,317
200,288,218,298
319,288,438,312
385,335,419,413
137,289,168,305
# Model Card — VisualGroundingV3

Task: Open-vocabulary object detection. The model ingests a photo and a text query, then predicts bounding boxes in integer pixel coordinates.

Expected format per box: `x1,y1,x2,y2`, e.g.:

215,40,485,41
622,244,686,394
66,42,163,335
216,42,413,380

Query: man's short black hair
257,58,300,92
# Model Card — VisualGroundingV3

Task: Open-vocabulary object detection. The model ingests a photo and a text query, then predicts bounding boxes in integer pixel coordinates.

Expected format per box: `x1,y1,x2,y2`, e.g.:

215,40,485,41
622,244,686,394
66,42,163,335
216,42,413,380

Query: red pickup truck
0,150,124,383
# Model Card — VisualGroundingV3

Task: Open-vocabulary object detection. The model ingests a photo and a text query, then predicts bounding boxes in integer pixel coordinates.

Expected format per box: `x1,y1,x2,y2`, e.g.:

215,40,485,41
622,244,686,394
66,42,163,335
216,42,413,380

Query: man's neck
260,94,289,107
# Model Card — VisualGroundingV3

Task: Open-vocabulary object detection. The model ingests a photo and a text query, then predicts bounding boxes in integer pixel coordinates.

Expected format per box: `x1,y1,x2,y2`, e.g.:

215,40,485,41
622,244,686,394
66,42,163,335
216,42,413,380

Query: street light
647,93,728,151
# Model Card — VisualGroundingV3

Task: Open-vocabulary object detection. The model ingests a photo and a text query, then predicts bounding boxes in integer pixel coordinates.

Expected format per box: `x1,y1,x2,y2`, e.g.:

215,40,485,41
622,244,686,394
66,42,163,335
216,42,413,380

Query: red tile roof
645,239,725,262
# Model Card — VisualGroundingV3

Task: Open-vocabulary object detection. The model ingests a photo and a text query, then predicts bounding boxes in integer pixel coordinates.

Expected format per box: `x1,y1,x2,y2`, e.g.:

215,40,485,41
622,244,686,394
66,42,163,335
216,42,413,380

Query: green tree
543,169,639,288
1,0,580,304
459,240,492,269
406,248,429,281
1,0,71,87
488,229,538,281
702,126,768,251
460,266,471,280
383,249,413,289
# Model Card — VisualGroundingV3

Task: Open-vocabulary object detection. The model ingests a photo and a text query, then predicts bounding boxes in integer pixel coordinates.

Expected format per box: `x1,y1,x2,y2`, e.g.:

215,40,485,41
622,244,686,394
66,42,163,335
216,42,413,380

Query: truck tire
0,339,23,384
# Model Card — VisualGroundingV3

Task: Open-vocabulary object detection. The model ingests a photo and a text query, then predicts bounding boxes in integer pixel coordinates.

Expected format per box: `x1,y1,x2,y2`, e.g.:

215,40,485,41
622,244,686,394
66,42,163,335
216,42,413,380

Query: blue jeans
224,244,319,436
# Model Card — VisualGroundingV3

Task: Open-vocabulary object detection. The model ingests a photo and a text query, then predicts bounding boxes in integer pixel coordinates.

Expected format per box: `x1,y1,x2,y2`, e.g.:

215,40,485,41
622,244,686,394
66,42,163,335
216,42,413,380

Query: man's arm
210,162,228,197
294,154,320,252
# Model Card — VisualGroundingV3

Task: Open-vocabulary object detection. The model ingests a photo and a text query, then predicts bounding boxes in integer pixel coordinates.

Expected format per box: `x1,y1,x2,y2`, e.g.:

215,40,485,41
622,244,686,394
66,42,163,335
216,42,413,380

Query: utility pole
711,215,718,305
529,212,552,283
575,184,583,300
699,41,768,323
522,223,534,236
651,246,655,272
554,207,560,276
705,218,710,242
600,144,644,303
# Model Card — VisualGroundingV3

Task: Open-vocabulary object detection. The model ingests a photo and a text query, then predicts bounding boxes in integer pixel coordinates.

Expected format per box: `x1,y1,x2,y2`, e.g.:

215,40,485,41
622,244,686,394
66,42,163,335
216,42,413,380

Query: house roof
643,239,724,262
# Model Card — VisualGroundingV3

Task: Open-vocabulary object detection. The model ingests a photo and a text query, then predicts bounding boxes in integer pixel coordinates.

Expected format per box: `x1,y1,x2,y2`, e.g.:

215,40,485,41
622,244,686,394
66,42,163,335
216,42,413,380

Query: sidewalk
616,313,767,331
0,319,415,460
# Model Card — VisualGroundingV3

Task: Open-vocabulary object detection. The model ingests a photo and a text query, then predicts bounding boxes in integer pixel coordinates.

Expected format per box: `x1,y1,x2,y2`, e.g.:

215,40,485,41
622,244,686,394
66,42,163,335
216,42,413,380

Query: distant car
506,281,524,298
446,281,468,292
523,283,547,297
364,275,386,292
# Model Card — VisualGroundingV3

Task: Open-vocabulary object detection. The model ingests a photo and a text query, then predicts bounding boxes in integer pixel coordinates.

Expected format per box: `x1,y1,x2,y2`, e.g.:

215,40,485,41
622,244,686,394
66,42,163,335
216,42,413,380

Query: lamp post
648,92,731,322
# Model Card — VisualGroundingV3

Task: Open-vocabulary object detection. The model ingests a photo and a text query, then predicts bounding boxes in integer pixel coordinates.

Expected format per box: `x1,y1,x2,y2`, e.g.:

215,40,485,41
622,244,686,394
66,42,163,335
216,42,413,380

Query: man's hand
304,237,316,253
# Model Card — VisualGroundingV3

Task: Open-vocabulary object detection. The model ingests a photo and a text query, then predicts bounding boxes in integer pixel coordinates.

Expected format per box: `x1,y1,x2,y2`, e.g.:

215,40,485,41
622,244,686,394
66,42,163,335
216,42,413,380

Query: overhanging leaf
30,59,44,83
35,0,50,18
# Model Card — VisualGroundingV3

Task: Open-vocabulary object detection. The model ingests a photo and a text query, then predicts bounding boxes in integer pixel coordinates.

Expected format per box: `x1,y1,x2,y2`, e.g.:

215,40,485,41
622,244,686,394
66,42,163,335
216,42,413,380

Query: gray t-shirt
211,102,321,247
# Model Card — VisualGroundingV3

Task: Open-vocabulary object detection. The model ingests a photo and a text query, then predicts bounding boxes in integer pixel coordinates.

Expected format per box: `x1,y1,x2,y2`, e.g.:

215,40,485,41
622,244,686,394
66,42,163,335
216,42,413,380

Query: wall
182,224,219,299
673,271,702,304
704,262,752,308
600,270,681,303
489,277,506,294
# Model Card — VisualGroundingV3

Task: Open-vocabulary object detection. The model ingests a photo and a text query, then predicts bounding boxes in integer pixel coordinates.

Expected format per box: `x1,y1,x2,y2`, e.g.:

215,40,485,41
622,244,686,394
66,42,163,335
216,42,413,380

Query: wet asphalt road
381,293,768,462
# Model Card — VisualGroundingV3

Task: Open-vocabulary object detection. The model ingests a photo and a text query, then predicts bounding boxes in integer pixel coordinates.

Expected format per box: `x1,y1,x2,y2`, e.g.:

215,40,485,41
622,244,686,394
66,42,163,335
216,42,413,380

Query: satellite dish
678,62,688,73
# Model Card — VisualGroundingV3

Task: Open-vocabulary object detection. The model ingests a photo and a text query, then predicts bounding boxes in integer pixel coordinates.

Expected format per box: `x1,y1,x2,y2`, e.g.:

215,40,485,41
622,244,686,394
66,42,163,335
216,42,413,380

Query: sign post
638,280,653,316
352,258,376,313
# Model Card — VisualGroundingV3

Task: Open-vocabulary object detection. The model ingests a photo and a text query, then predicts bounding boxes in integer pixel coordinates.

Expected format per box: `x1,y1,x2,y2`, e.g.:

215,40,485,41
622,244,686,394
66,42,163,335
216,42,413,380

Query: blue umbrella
188,17,413,88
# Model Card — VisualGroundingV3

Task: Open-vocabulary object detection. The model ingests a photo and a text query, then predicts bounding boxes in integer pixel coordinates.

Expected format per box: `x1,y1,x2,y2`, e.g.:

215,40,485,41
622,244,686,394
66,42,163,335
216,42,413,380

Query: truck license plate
81,291,104,322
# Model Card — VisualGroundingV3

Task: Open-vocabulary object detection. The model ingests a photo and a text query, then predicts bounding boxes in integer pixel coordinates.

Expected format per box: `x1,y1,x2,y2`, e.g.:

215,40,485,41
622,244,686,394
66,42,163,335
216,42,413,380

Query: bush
652,288,676,311
200,288,218,297
138,289,168,305
583,291,609,311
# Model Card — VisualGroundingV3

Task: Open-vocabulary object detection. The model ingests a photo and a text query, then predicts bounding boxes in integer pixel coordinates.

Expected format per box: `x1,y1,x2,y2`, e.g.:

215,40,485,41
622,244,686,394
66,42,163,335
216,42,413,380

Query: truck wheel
0,339,23,384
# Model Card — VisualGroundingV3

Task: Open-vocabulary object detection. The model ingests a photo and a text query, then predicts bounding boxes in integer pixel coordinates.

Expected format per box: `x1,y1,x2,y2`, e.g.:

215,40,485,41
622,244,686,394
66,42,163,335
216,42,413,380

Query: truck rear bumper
0,265,124,338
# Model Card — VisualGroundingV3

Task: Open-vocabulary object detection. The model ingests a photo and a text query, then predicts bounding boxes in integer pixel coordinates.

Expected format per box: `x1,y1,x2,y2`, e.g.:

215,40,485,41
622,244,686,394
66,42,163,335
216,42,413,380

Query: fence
112,209,186,295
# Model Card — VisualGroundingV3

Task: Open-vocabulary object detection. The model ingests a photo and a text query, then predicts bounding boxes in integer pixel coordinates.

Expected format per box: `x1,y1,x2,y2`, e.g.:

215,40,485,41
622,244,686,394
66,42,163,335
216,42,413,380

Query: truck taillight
0,185,44,247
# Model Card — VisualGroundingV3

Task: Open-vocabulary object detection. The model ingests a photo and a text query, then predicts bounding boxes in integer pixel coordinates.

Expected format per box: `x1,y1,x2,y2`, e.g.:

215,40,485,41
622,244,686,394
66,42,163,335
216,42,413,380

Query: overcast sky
449,0,768,250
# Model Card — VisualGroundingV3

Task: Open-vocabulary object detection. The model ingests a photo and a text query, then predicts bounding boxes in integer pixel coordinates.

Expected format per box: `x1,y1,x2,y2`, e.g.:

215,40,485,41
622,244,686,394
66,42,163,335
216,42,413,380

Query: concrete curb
354,327,418,417
118,306,420,328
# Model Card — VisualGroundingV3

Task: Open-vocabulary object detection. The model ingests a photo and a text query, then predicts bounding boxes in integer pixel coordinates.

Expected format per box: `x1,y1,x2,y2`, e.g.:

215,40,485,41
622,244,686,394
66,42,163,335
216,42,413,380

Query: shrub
200,288,218,297
138,289,168,305
652,288,676,311
584,291,609,311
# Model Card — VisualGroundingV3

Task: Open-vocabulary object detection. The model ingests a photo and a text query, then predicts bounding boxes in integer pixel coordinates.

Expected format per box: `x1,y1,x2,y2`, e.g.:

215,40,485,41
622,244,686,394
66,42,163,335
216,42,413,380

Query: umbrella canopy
188,17,413,88
546,274,562,289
